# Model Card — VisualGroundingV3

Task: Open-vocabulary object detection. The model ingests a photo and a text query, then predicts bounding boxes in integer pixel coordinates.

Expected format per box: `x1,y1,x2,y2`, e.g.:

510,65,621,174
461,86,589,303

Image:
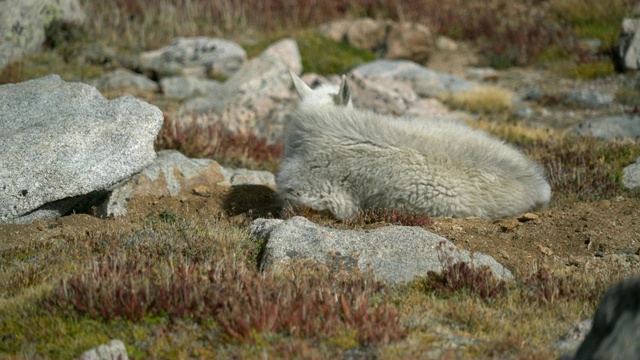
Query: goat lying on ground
277,72,551,219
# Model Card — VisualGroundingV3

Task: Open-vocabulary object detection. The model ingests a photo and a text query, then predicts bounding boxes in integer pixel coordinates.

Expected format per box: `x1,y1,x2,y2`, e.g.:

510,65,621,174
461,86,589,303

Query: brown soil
3,186,639,281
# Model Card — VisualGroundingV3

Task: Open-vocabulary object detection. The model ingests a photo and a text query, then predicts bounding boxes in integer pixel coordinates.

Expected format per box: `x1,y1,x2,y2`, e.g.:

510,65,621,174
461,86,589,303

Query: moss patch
243,30,376,75
0,51,104,85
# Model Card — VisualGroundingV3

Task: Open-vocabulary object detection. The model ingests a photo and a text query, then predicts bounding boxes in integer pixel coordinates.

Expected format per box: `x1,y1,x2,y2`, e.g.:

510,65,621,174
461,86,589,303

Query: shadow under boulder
223,184,283,219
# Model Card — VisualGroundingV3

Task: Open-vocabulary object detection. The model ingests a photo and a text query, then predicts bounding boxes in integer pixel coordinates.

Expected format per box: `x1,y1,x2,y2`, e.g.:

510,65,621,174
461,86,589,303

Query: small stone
78,339,128,360
435,36,458,51
192,185,212,197
496,219,519,232
518,213,539,222
537,244,553,256
33,218,45,231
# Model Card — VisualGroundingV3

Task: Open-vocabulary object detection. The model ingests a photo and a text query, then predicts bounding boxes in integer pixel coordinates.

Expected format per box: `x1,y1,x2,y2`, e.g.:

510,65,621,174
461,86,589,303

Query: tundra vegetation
1,0,640,358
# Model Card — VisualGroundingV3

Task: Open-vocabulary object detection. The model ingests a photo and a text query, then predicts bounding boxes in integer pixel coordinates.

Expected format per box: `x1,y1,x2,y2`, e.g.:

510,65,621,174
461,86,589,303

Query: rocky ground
2,3,640,357
3,191,638,288
6,44,633,283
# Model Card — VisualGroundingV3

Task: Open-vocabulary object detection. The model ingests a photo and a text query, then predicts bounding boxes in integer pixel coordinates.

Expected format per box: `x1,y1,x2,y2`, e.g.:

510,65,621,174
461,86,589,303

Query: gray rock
623,156,640,190
0,75,163,224
80,43,118,66
573,276,640,360
0,0,86,68
160,76,221,100
555,319,593,354
140,37,246,79
347,70,417,115
99,150,225,217
178,95,228,115
464,67,500,81
220,167,276,188
523,87,545,102
565,89,614,108
619,18,640,71
179,53,295,142
91,68,159,94
404,99,472,123
78,339,128,360
262,38,302,75
250,216,513,284
572,115,640,140
352,59,478,98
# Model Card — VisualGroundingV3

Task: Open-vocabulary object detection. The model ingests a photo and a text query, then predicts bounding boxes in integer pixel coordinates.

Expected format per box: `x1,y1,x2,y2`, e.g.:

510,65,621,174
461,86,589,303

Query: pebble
518,213,539,222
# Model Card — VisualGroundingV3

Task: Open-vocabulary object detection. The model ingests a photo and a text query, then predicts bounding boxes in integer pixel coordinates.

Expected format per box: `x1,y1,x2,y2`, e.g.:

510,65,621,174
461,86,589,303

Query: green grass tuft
243,30,376,75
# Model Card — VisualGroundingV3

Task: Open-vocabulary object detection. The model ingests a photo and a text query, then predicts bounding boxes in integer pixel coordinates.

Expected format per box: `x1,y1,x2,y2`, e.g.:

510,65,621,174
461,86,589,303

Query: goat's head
290,71,352,108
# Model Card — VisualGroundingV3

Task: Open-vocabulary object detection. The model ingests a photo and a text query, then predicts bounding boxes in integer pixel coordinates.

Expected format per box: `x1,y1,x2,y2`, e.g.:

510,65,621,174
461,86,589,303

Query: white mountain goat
277,72,552,219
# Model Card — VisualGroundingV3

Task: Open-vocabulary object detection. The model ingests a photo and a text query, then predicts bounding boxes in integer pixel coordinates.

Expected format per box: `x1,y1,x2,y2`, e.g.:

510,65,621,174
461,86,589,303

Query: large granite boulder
261,38,302,75
0,0,86,69
0,75,163,224
179,52,296,143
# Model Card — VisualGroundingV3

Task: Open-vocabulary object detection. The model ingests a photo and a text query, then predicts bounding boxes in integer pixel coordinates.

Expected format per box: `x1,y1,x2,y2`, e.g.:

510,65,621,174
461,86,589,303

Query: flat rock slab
91,68,159,94
0,75,163,224
251,216,513,284
352,59,478,98
572,115,640,140
160,76,221,100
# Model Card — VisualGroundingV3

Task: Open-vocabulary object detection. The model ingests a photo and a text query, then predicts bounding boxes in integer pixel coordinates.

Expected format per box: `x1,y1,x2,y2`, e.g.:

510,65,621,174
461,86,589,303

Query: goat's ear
336,75,352,107
290,70,313,100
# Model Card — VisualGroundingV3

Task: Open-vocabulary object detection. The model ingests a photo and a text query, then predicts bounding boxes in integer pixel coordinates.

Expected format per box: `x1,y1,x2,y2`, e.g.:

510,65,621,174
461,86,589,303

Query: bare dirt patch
4,191,638,282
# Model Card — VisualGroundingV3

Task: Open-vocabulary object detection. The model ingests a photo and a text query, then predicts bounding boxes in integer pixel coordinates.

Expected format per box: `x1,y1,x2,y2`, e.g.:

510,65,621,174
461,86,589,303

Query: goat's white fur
277,72,551,219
